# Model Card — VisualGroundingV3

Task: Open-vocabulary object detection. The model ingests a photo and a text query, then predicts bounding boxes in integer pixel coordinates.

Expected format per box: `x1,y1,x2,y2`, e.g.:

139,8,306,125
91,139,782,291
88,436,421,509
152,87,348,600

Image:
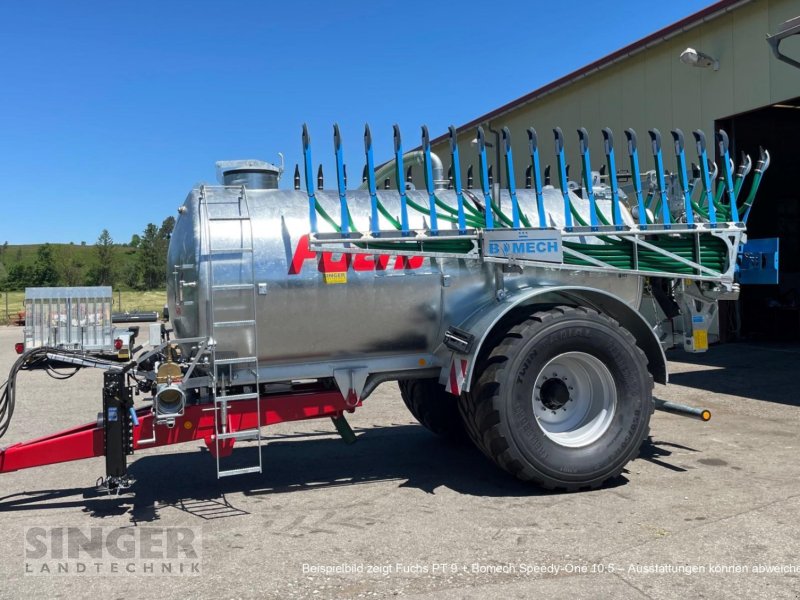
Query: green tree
156,216,175,277
33,244,60,286
122,261,144,290
58,248,85,286
129,234,141,248
137,223,163,289
4,264,34,290
159,216,175,238
123,262,142,290
89,229,116,286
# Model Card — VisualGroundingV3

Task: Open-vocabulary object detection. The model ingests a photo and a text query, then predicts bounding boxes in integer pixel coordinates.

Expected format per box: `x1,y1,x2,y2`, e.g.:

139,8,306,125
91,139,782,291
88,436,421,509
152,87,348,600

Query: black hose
0,349,48,438
0,347,112,439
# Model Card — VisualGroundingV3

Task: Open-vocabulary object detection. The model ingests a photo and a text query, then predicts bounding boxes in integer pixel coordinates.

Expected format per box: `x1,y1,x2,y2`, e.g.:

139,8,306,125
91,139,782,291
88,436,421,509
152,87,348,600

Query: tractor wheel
459,305,653,490
398,378,466,441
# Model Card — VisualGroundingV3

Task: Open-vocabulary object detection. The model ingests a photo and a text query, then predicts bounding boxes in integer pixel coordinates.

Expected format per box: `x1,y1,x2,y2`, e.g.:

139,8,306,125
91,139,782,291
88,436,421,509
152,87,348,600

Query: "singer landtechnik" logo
24,526,202,576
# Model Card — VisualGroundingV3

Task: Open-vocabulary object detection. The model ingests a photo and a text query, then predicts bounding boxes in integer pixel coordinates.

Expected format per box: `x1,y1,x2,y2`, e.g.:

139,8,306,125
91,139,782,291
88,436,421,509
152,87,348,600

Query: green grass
0,291,24,323
114,290,167,314
1,289,167,324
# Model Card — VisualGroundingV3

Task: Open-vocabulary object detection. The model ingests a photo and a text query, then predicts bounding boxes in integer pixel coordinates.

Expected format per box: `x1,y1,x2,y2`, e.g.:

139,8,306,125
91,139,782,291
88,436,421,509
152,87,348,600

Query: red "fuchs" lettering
288,234,424,275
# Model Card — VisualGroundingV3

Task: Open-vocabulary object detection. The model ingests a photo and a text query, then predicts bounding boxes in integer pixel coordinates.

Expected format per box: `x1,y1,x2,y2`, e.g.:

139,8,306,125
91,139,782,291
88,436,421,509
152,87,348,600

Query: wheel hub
539,377,570,410
532,352,617,448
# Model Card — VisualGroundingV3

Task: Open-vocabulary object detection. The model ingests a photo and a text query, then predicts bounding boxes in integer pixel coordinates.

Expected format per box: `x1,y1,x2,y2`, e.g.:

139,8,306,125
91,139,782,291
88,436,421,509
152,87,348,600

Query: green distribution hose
693,172,759,222
314,197,475,254
402,195,484,229
313,190,729,275
564,194,726,274
738,169,765,219
352,187,518,235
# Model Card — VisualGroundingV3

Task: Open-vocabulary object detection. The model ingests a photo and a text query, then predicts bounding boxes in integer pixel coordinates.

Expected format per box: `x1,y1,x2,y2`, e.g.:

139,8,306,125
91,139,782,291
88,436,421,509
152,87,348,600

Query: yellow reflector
693,329,709,351
323,272,347,285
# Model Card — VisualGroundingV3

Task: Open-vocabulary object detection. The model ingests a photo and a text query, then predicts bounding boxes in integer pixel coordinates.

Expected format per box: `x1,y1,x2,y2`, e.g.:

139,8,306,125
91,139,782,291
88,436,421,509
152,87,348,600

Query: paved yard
0,325,798,599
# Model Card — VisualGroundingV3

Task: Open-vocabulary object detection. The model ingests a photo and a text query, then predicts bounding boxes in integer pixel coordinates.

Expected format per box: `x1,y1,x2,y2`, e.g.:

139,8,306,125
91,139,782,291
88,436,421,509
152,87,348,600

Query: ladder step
212,283,255,291
214,356,259,365
204,198,247,204
208,216,250,221
213,319,257,328
210,247,254,254
217,466,262,478
216,429,261,441
215,392,260,402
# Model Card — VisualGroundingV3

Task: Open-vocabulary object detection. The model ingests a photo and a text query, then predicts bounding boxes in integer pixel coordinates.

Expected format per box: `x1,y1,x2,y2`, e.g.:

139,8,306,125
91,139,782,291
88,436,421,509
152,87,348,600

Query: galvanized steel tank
167,177,642,374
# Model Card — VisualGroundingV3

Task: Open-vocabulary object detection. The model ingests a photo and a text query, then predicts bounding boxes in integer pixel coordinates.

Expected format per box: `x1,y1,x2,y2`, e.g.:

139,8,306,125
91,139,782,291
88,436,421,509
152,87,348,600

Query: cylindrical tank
167,182,642,376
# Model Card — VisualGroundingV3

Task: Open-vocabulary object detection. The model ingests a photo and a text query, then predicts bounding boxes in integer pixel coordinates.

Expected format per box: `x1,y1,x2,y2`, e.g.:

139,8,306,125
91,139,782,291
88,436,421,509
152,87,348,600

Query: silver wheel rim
532,351,617,448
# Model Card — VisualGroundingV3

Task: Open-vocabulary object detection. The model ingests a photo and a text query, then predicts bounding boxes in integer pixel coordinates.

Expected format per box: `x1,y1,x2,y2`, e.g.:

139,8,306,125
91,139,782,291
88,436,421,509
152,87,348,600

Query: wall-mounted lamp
680,47,719,71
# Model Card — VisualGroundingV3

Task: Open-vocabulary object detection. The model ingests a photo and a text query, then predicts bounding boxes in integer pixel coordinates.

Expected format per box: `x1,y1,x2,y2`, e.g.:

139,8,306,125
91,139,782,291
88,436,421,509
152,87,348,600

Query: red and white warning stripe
445,357,469,396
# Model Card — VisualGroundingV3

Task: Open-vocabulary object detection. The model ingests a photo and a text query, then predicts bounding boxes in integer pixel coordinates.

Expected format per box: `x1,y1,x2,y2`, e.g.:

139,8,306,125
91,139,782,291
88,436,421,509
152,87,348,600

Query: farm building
424,0,800,341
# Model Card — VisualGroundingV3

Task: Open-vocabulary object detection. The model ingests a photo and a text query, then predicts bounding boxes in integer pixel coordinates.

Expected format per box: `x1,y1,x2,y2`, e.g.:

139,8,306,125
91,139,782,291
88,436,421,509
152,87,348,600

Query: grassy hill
0,243,166,322
0,242,140,277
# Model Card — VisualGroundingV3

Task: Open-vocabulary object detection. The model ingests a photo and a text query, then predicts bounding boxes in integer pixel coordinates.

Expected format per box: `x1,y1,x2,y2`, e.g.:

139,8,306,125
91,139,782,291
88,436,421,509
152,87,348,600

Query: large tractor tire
459,305,653,490
398,378,466,441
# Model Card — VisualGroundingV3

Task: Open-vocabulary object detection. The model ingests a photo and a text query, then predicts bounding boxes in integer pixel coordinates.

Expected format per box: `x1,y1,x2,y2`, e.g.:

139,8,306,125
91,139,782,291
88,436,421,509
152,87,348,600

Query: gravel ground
0,325,798,599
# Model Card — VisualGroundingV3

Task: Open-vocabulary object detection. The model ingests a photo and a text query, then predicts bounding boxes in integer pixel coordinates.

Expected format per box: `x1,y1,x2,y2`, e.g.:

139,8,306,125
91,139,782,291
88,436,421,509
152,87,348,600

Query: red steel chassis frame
0,389,355,474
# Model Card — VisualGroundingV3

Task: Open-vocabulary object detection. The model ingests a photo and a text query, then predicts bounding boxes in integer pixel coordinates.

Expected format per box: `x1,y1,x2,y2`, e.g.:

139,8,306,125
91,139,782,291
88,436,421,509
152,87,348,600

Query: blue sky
0,0,711,245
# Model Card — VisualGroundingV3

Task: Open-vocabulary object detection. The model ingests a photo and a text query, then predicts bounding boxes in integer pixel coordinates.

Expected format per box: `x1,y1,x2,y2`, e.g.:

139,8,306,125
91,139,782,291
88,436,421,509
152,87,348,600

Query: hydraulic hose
0,347,109,439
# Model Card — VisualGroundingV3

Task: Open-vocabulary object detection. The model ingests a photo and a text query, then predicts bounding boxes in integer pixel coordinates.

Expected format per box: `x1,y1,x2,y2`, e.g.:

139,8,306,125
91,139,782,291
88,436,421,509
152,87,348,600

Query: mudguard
435,286,668,395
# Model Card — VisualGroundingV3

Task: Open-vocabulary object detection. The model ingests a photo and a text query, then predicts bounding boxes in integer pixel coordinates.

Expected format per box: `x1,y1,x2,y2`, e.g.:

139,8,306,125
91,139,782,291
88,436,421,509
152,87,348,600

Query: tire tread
458,305,654,491
398,378,466,440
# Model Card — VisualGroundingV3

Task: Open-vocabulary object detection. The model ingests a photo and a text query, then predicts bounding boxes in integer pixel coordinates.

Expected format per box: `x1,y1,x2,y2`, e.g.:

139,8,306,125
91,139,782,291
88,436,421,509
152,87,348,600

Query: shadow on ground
666,342,799,406
0,424,695,521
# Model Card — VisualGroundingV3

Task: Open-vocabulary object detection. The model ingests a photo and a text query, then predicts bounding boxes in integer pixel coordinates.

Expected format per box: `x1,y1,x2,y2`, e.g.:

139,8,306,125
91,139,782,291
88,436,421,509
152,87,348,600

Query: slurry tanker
0,122,770,492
